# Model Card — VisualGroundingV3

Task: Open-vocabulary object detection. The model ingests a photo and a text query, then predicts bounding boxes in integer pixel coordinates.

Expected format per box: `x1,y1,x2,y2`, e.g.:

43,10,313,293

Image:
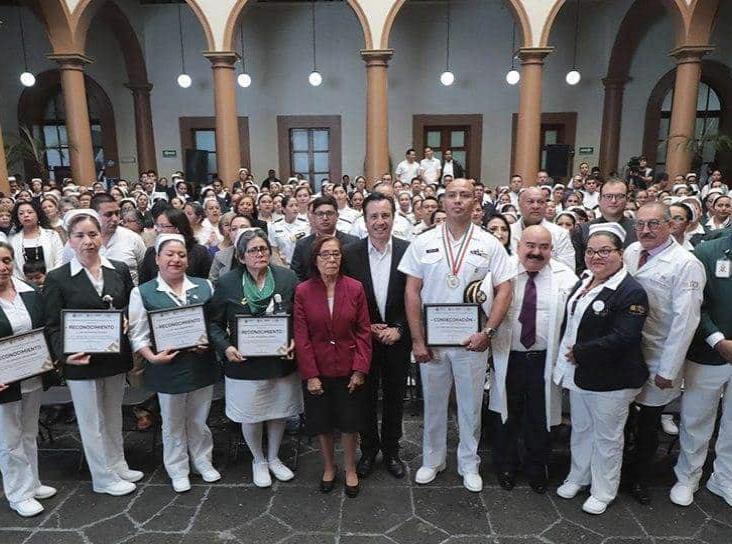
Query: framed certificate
424,303,480,347
62,309,124,355
149,304,208,352
0,328,54,385
236,315,290,358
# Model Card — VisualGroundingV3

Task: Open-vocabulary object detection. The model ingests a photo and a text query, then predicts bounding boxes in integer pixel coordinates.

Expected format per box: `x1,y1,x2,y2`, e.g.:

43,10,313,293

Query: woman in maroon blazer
294,235,372,498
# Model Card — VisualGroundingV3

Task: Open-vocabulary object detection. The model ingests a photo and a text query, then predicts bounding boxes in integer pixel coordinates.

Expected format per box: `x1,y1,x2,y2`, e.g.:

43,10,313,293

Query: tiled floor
0,398,730,544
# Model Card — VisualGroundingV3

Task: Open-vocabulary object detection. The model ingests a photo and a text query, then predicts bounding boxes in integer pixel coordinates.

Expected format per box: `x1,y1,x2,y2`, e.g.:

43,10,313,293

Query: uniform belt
509,350,547,359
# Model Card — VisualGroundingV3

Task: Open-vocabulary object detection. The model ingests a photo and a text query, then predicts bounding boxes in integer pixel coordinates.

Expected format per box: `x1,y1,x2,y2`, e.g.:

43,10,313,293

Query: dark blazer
44,260,134,380
562,272,650,392
341,237,411,351
0,283,52,405
294,274,372,380
290,231,360,282
138,242,213,284
571,216,638,273
207,264,298,380
442,159,465,179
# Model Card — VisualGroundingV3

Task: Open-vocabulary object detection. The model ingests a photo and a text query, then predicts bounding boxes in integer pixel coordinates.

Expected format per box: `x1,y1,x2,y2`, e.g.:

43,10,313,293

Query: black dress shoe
529,477,548,495
384,456,406,479
320,468,338,493
631,482,651,505
497,472,516,491
345,481,360,498
356,455,376,478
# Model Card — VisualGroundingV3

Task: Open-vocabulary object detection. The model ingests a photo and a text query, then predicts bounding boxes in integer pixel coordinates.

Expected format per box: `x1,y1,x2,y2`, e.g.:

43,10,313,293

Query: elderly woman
209,214,253,284
139,207,213,284
0,242,57,517
553,224,649,515
128,234,220,493
294,235,371,497
208,228,301,488
10,200,64,280
43,210,141,496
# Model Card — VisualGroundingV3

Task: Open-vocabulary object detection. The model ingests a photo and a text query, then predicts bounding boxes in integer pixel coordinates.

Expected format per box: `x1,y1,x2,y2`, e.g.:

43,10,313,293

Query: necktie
638,249,650,269
518,271,538,349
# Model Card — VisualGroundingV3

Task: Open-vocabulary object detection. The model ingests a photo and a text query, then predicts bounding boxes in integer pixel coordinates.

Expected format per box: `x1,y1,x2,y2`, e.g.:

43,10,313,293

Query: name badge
715,259,731,279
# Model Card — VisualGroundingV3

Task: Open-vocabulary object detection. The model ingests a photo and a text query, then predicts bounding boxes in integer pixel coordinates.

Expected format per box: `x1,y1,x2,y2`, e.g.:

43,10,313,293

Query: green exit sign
578,147,594,155
162,150,177,158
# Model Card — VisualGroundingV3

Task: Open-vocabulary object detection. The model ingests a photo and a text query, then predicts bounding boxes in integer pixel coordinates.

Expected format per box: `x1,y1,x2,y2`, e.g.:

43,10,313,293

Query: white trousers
420,347,488,474
0,388,42,505
674,361,732,488
67,374,130,489
566,388,639,503
158,385,214,480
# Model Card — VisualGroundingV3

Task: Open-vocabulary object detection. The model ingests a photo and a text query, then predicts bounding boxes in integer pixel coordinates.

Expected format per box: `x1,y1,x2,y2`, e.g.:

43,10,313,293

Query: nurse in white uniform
268,196,310,266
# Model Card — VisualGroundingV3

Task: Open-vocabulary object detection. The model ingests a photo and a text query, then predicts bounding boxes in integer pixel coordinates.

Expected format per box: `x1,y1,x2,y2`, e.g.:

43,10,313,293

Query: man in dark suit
441,149,465,180
290,195,358,281
342,192,411,479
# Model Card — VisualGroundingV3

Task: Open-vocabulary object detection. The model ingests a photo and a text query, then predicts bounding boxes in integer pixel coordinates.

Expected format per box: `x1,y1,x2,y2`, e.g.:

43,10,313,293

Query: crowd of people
0,151,730,520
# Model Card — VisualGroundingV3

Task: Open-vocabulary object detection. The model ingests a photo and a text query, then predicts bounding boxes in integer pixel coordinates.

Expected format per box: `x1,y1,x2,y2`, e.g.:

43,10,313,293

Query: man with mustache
623,203,706,505
488,226,578,494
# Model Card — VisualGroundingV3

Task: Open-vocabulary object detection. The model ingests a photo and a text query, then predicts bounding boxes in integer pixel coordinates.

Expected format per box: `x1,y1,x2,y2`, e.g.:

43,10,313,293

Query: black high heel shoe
320,466,338,493
345,473,360,498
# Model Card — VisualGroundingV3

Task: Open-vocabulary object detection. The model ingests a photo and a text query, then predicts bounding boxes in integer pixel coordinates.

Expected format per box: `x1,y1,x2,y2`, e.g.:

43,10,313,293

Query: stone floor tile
190,487,267,532
697,519,732,544
179,532,239,544
120,532,182,544
541,520,603,544
128,486,178,525
622,488,707,537
495,537,544,544
269,486,341,533
340,486,412,534
0,530,32,544
231,514,291,544
413,487,491,535
386,516,449,544
45,486,138,529
0,484,76,530
340,536,396,544
550,495,644,538
24,530,87,544
143,505,197,532
483,488,557,535
278,534,336,544
83,514,137,544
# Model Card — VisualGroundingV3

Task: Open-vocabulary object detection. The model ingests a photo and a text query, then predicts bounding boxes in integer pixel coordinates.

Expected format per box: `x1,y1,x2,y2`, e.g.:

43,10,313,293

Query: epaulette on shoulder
418,225,437,235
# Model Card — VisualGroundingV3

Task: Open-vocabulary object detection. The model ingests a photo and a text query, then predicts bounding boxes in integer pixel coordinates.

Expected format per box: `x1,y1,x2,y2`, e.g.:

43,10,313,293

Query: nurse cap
62,208,101,231
155,233,186,254
588,221,626,242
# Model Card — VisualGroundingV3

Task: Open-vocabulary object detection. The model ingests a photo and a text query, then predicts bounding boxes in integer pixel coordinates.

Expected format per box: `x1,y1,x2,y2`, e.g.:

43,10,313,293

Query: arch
538,0,567,48
24,0,76,54
17,69,120,179
222,0,373,52
686,0,721,45
381,0,530,51
70,0,216,53
642,60,732,172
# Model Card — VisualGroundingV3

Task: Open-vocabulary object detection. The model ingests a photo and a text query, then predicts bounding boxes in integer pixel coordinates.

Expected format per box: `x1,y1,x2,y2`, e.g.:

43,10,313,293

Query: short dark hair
362,192,396,216
162,207,197,249
406,148,416,155
90,192,116,212
12,199,50,230
485,212,512,253
310,235,342,277
670,202,693,221
23,259,46,276
309,195,337,212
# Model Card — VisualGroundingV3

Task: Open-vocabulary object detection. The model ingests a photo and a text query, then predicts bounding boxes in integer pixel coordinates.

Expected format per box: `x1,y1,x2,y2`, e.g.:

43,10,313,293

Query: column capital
47,53,93,70
360,49,394,67
669,44,714,64
203,51,239,68
602,76,631,88
517,47,553,65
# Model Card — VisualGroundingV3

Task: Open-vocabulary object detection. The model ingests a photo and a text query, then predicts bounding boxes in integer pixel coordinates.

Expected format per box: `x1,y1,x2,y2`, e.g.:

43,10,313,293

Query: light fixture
440,0,455,86
176,5,191,88
237,19,251,88
308,1,323,87
505,23,520,85
18,5,35,87
565,0,582,85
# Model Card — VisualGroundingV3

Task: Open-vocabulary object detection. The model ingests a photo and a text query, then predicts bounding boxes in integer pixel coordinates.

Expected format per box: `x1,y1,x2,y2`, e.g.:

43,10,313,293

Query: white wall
1,0,730,186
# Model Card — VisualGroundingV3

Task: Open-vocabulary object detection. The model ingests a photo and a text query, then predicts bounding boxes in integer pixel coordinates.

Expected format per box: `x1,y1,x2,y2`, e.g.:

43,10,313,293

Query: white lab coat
10,227,64,279
510,219,575,270
485,258,578,430
624,238,706,406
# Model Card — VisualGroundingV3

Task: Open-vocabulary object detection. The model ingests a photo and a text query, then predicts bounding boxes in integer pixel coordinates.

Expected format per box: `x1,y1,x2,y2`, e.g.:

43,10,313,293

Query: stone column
126,83,157,173
48,53,96,185
665,45,713,177
0,121,8,194
514,48,552,185
598,77,629,175
204,52,241,186
361,49,393,187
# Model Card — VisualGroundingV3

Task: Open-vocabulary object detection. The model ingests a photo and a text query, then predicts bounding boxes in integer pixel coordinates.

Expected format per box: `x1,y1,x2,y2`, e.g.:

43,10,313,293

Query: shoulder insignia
339,217,353,224
296,217,308,223
419,225,437,235
295,232,306,240
628,304,647,316
273,218,284,223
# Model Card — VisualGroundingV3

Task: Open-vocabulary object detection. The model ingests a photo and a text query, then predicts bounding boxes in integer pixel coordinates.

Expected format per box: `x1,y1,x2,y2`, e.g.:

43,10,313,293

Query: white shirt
336,206,362,234
350,214,414,242
128,274,209,352
582,190,600,209
509,218,576,269
704,216,730,231
510,264,551,352
268,217,310,265
395,160,420,184
62,226,146,285
368,238,392,320
70,255,116,296
554,267,628,391
11,228,65,280
442,160,454,179
0,278,41,393
398,223,513,305
420,157,441,184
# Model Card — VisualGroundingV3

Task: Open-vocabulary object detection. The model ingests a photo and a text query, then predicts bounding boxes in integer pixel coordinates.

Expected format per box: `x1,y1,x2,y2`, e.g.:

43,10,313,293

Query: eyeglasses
635,219,664,231
601,193,627,201
313,210,337,219
584,247,617,259
245,246,270,256
317,251,342,260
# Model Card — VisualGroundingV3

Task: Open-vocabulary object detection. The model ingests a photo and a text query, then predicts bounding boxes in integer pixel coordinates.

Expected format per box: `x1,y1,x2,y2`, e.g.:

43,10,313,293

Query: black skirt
303,376,367,436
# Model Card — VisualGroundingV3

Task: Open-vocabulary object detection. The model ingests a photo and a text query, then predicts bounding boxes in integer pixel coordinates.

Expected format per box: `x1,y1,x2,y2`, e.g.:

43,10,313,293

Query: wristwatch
482,327,498,339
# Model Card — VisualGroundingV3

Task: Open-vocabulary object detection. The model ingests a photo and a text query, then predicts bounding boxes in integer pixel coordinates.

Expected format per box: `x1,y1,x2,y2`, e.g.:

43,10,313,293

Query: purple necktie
519,271,538,349
638,249,650,269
